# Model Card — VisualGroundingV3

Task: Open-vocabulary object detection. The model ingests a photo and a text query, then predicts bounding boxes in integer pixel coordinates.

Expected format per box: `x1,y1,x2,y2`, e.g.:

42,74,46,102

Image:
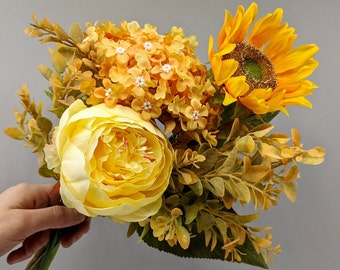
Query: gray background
0,0,339,269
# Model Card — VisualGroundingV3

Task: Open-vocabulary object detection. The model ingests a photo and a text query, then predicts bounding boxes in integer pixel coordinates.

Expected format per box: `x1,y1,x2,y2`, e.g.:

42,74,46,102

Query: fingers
6,230,51,265
0,183,57,209
10,206,86,242
1,183,86,236
6,218,91,264
1,183,91,265
61,218,91,248
26,206,86,234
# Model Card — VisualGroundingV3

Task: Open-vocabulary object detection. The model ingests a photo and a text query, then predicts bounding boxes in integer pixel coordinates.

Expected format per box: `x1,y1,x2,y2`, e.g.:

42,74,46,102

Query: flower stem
25,229,62,270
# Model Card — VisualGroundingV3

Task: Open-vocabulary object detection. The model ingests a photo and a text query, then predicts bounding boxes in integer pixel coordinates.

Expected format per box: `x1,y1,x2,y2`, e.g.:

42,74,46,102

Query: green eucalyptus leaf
58,46,77,60
237,135,256,155
209,88,225,104
195,147,218,176
184,204,199,225
4,127,25,140
233,213,261,224
197,212,215,230
216,148,239,174
197,143,211,154
189,179,203,196
280,179,297,203
165,194,180,205
49,48,67,74
40,36,61,44
220,103,237,125
231,102,252,120
214,218,227,242
44,89,54,100
69,23,84,43
53,22,70,41
224,180,251,203
209,177,225,197
246,111,280,128
243,165,272,183
126,222,138,238
175,223,190,249
38,16,53,30
49,105,67,118
38,65,54,80
38,163,55,178
37,116,53,134
178,169,199,185
250,124,275,138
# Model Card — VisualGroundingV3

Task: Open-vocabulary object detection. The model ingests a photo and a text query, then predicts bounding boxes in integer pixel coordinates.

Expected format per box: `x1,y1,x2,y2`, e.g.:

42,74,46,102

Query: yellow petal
210,55,238,86
248,8,284,48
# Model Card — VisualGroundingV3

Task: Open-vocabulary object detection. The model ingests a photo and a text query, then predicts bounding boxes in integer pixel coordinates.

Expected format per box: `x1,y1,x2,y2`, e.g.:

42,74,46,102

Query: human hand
0,183,91,264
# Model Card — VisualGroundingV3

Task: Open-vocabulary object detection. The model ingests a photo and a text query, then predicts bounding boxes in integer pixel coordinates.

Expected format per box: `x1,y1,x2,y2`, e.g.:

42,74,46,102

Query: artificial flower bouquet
5,2,325,269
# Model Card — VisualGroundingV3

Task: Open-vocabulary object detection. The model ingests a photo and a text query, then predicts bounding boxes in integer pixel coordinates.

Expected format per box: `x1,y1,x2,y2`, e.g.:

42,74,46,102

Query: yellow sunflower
208,2,319,115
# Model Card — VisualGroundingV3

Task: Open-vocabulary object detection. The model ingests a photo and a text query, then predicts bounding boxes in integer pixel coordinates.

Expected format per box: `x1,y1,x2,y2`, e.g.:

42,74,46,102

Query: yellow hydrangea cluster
31,18,217,142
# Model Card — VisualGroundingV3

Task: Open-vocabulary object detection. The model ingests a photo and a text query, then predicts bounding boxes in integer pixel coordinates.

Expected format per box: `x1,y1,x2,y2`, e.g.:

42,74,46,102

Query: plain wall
0,0,339,269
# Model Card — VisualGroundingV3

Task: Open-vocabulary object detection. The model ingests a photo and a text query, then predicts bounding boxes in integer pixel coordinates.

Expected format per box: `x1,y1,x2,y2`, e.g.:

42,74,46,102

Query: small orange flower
92,78,128,107
131,92,163,121
183,99,209,131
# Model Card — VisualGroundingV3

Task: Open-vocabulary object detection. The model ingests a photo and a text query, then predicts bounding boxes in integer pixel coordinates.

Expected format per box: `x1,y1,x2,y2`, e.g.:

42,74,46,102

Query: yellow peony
208,2,319,115
45,100,173,223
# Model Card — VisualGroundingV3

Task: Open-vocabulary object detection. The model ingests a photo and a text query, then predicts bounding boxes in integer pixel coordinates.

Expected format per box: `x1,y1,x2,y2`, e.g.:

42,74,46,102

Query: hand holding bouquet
5,2,325,269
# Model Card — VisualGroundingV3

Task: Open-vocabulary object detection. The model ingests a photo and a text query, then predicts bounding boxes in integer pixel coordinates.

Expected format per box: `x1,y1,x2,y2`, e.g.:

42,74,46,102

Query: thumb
19,206,86,237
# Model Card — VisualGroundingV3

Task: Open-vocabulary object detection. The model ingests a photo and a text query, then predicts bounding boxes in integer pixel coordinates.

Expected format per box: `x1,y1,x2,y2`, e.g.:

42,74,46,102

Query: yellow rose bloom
46,100,173,223
208,2,319,115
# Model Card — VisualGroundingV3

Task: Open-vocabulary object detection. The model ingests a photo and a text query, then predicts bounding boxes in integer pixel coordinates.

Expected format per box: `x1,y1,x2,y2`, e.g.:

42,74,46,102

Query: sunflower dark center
223,43,277,94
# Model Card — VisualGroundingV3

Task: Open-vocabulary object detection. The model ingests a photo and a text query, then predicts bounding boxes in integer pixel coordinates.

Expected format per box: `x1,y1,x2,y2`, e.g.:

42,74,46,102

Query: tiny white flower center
142,100,152,111
192,110,200,121
116,46,126,54
82,36,90,44
105,88,112,98
135,76,145,87
143,41,153,51
161,64,172,73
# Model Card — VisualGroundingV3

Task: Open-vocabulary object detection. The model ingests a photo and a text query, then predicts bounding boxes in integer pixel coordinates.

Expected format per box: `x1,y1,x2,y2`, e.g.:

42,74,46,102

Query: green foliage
130,115,325,267
134,222,268,269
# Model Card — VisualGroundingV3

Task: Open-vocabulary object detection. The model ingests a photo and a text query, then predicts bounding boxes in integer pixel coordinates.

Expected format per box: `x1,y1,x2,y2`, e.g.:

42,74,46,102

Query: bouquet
5,2,325,269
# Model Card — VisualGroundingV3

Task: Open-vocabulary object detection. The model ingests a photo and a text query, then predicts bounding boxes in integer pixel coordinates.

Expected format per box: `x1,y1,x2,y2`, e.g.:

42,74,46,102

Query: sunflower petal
248,8,284,48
